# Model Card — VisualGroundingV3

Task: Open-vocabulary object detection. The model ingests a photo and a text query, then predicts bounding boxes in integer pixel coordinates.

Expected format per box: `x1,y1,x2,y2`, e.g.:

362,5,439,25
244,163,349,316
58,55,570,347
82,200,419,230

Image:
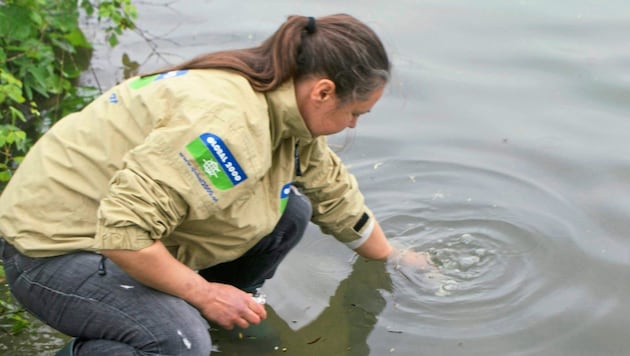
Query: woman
0,14,429,355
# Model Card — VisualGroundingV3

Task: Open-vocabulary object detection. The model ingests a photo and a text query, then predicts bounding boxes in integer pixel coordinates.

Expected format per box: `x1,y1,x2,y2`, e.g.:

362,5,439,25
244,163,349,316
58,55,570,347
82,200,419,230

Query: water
2,0,630,354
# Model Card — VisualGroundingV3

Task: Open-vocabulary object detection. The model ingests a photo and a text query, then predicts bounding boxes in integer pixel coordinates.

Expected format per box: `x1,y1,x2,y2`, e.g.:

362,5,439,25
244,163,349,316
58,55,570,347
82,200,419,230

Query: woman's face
296,78,384,137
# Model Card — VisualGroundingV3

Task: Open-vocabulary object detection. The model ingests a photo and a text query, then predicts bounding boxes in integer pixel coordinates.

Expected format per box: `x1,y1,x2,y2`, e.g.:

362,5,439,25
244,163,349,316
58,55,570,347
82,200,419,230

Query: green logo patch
185,133,247,190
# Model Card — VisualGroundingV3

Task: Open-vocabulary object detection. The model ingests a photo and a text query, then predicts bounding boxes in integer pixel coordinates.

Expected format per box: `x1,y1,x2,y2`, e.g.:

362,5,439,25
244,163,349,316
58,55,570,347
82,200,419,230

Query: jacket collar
265,80,314,148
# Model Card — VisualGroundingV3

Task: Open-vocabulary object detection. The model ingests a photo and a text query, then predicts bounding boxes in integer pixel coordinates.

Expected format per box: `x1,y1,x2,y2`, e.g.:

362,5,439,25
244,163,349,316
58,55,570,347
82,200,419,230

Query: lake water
2,0,630,355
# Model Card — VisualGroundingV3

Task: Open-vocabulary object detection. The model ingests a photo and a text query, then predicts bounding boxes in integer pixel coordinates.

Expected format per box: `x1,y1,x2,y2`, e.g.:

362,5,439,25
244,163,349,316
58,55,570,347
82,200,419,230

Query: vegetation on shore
0,0,138,337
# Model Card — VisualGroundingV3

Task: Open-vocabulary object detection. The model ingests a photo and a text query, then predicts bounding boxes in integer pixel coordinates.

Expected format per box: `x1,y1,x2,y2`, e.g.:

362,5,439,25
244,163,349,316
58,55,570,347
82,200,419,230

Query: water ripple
351,158,612,350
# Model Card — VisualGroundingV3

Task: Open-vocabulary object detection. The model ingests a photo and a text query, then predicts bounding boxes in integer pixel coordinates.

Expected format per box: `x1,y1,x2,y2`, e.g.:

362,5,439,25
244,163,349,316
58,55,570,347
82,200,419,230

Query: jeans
0,188,311,355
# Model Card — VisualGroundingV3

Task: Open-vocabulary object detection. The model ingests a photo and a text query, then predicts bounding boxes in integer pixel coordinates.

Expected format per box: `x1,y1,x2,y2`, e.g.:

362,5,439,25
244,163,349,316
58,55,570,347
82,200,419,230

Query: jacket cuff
94,223,155,251
334,209,375,248
344,219,375,250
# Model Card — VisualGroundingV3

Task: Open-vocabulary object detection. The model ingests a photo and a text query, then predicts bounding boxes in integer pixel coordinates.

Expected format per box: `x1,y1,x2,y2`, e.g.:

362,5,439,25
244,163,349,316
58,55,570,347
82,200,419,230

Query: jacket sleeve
93,80,259,251
93,120,207,251
94,167,188,250
295,137,375,249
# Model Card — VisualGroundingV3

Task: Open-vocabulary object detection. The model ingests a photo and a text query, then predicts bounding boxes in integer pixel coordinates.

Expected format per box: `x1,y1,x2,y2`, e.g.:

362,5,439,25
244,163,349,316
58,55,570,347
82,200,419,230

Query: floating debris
435,279,459,296
307,337,322,344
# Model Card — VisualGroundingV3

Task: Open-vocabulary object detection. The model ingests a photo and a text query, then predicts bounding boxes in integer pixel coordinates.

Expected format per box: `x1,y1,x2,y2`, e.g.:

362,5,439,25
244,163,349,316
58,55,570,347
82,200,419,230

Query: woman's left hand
388,249,434,271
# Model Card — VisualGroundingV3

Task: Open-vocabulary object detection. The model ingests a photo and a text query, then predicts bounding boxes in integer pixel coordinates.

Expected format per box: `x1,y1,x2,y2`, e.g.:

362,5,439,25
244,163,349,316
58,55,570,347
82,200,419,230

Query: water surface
2,0,629,354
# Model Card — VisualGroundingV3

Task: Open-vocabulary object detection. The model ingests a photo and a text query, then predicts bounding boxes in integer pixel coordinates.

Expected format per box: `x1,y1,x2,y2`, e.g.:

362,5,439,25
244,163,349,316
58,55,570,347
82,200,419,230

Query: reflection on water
213,257,390,355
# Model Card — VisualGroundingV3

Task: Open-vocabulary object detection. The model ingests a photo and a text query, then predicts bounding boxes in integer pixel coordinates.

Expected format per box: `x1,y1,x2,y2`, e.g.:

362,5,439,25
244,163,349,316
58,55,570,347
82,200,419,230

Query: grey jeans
0,189,311,355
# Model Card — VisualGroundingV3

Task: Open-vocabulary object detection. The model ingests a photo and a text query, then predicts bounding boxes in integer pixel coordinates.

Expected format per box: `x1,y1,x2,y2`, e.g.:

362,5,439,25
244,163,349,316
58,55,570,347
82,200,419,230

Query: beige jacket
0,69,374,270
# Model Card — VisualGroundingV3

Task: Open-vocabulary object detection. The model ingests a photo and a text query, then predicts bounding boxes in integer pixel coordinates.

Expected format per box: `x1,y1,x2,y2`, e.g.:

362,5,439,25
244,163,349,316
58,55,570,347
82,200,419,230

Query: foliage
0,0,137,190
0,265,30,335
80,0,138,47
0,0,138,335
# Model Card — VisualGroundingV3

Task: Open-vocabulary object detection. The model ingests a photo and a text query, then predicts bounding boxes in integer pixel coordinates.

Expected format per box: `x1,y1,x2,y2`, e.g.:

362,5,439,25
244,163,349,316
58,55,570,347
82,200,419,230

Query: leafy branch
0,0,138,189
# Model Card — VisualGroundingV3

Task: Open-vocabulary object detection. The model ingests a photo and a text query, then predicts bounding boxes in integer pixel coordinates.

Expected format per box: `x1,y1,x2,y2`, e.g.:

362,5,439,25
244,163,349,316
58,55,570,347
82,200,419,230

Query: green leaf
23,84,33,101
80,0,95,16
9,107,25,122
98,5,113,19
14,130,26,142
10,314,30,334
108,34,119,47
6,86,25,103
0,170,11,182
26,66,53,96
6,131,16,144
0,70,25,103
65,28,91,48
0,5,34,41
28,9,43,27
50,36,76,54
22,38,47,59
6,129,26,145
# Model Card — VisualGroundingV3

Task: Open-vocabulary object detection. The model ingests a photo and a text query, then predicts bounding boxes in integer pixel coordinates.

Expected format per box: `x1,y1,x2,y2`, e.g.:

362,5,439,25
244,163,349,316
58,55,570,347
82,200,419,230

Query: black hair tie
306,16,316,34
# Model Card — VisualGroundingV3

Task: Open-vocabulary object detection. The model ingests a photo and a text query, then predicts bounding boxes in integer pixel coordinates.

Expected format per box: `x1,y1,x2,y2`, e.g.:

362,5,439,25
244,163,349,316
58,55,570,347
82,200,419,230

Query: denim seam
17,272,164,354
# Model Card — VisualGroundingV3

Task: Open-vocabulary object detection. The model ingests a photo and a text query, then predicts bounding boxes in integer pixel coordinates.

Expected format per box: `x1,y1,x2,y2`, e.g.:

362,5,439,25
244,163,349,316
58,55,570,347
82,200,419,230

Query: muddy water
2,0,630,355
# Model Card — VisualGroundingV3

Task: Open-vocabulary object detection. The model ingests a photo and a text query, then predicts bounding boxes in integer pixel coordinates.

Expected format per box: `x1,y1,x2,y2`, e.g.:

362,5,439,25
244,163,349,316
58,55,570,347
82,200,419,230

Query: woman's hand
388,249,434,271
195,282,267,330
102,241,267,330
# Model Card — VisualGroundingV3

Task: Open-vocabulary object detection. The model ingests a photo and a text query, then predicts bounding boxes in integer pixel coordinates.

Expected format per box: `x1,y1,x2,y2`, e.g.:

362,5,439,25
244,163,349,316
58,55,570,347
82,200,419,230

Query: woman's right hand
102,241,267,330
195,282,267,330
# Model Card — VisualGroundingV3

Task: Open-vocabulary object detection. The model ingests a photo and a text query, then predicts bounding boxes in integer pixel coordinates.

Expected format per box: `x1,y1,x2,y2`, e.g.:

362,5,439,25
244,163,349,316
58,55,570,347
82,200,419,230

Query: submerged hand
388,249,434,271
388,249,449,290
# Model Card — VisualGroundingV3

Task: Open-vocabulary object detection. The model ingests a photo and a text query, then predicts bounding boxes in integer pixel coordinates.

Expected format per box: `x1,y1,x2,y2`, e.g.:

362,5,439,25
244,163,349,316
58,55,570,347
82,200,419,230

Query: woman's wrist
386,246,406,267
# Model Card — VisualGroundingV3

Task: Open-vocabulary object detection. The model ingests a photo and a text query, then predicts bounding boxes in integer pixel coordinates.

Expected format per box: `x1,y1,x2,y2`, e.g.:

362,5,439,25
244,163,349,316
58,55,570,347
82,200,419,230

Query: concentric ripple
349,159,613,349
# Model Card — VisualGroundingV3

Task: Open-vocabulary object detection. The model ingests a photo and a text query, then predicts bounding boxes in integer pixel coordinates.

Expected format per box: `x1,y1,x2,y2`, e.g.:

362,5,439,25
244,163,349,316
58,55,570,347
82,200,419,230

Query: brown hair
155,14,391,103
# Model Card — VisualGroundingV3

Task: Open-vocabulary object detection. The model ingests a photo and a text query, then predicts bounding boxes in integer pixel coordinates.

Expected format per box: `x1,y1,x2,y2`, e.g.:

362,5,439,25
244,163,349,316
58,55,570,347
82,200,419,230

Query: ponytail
152,14,391,102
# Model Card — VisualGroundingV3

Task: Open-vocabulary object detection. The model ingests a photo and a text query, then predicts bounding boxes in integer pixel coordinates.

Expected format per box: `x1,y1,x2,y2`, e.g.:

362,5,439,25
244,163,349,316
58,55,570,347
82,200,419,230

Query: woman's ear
311,78,336,103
